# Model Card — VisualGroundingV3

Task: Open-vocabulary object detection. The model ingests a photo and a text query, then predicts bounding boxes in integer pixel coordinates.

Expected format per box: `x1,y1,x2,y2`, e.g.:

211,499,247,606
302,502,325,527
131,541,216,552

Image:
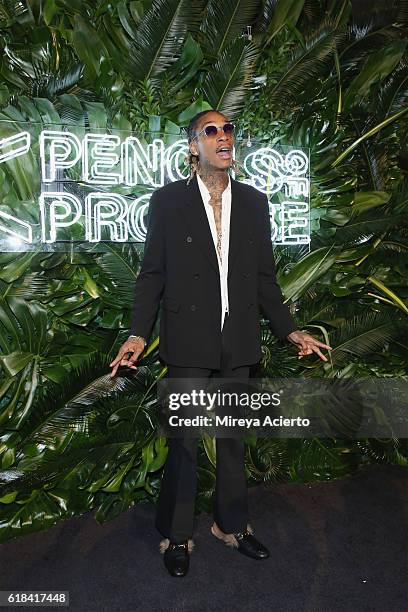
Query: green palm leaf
201,0,261,55
356,438,408,465
264,0,305,44
339,15,404,64
0,0,31,22
0,434,166,541
258,323,301,377
327,310,404,366
201,38,261,118
353,135,394,191
269,19,341,107
279,246,339,302
331,106,408,167
125,0,204,83
375,56,408,119
343,40,407,110
95,242,142,305
246,437,290,484
329,214,402,245
287,438,348,481
0,489,77,543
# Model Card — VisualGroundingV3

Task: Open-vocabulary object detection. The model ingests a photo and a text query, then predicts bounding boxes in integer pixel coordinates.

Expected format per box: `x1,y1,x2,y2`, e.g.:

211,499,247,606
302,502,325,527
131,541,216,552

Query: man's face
189,111,234,171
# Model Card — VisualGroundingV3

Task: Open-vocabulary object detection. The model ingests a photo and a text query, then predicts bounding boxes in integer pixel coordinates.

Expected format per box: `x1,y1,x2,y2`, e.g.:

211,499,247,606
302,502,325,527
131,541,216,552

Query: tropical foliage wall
0,0,407,542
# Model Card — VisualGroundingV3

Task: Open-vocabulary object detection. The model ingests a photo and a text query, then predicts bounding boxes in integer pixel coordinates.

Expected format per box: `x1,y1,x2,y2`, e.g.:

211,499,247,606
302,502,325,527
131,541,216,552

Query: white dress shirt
196,173,231,331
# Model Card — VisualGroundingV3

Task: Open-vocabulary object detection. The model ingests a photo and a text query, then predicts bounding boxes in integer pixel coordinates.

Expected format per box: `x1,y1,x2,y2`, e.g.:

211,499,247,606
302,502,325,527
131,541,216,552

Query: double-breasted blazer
130,173,297,369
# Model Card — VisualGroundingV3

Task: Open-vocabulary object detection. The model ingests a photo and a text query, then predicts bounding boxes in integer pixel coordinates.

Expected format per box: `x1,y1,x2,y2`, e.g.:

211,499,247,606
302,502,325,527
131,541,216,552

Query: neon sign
0,128,310,249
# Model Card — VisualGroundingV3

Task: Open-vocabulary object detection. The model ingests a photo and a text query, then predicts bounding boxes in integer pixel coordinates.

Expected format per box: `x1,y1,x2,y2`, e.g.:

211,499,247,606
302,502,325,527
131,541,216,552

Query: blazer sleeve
258,194,298,341
130,189,165,341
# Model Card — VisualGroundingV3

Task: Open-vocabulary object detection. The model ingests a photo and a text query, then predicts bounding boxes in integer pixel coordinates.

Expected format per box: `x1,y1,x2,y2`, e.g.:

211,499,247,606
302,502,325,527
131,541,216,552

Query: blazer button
190,304,196,311
186,236,193,243
194,273,200,279
248,239,254,244
243,272,250,278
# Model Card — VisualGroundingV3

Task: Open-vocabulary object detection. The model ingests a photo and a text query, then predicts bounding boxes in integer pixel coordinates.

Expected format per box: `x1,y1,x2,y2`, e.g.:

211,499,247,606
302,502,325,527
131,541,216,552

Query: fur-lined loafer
211,522,269,560
159,538,194,577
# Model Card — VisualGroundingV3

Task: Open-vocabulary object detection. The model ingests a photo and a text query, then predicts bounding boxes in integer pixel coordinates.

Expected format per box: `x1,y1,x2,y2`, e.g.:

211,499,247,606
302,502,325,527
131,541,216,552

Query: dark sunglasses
193,122,235,140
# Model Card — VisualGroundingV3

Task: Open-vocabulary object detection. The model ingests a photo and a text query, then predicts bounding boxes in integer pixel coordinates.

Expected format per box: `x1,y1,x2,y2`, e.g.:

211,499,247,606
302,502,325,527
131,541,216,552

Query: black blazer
130,173,297,369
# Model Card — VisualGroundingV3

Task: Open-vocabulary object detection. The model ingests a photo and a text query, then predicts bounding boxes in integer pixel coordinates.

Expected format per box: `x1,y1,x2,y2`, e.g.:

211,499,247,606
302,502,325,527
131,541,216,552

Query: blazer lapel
182,173,247,278
183,174,219,274
227,176,247,279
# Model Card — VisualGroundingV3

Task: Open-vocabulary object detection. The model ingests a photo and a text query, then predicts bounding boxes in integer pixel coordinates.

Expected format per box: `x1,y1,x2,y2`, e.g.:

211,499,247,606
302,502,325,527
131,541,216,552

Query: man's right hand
109,337,146,378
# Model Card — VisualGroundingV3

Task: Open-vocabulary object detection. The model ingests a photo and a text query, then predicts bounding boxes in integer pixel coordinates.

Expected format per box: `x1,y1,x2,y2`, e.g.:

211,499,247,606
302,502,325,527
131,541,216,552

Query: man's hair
186,109,227,143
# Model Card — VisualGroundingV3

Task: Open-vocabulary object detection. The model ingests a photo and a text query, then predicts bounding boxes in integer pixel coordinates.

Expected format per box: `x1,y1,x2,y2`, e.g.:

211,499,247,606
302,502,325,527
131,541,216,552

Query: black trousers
155,313,254,543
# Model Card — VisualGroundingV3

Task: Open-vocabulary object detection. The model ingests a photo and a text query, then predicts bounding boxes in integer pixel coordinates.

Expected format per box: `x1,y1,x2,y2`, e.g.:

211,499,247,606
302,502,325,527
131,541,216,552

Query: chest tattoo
208,193,223,263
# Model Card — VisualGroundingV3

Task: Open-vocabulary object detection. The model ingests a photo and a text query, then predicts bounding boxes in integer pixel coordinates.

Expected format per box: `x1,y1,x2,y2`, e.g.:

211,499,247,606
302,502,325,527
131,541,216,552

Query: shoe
159,538,194,577
211,522,269,560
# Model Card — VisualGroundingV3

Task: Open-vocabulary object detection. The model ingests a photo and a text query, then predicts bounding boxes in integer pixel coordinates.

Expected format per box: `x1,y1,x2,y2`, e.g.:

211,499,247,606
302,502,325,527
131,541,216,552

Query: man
109,109,331,577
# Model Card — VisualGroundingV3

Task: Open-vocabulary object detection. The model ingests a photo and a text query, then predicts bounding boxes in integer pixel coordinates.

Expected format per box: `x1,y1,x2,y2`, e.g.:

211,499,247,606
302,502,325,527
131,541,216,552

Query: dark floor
0,464,407,612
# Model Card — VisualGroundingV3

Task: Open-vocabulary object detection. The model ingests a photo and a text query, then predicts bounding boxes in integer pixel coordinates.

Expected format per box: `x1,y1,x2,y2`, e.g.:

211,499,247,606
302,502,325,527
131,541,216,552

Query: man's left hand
286,330,332,362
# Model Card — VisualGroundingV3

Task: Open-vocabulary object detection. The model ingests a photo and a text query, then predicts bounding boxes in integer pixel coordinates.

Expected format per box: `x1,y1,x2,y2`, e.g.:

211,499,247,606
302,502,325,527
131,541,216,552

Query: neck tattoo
198,170,228,264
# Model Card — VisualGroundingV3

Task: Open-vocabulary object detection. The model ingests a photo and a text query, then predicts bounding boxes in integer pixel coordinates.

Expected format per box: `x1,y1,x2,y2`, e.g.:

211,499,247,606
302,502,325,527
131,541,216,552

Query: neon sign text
0,129,310,247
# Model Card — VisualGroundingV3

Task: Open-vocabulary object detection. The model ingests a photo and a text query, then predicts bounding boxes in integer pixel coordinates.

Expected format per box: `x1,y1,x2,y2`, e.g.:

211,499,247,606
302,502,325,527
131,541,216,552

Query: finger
311,345,328,361
109,350,130,367
110,357,138,377
311,340,332,350
110,362,120,377
127,352,142,365
109,355,121,367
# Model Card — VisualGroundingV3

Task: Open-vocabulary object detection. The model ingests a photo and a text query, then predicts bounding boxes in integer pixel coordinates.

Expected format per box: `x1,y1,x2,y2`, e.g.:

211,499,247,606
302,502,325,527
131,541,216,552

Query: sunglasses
192,122,235,141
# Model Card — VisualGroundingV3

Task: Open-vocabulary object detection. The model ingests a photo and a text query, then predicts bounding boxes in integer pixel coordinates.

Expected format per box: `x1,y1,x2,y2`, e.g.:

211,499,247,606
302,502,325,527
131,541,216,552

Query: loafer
211,522,270,560
159,538,194,577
